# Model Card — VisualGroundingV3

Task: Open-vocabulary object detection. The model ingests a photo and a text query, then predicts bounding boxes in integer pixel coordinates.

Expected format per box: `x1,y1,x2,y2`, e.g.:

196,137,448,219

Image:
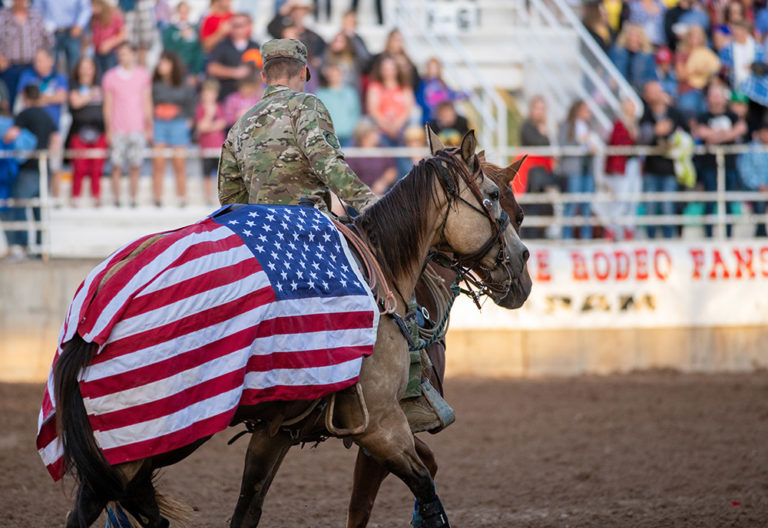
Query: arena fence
1,144,767,260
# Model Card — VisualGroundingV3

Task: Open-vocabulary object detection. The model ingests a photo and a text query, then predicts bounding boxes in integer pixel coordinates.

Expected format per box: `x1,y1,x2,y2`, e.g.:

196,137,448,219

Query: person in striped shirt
737,117,768,237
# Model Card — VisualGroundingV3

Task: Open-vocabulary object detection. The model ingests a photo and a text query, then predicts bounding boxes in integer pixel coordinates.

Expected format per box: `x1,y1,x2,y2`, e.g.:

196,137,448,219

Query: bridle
426,149,516,307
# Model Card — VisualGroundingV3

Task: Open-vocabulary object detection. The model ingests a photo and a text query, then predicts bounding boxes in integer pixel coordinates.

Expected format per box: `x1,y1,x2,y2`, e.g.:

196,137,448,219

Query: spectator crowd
0,0,470,261
522,0,768,242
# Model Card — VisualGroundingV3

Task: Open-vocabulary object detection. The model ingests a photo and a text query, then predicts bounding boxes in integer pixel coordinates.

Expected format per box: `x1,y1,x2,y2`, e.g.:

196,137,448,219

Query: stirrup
402,380,455,434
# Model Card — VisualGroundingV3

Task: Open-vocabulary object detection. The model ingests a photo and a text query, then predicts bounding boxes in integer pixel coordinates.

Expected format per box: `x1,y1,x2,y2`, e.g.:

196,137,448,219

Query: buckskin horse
47,130,529,528
231,137,533,528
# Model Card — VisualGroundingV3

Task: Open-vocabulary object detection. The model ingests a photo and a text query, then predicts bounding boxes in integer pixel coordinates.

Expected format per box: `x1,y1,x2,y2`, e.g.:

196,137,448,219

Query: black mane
355,153,462,279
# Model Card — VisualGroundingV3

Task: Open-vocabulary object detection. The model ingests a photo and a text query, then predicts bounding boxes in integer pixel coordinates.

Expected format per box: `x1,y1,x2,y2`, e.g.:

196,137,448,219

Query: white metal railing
391,0,508,161
2,144,768,260
516,0,643,137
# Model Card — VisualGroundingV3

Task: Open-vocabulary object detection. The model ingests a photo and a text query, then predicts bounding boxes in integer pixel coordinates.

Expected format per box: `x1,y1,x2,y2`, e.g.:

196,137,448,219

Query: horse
49,129,529,528
228,138,533,528
345,149,532,528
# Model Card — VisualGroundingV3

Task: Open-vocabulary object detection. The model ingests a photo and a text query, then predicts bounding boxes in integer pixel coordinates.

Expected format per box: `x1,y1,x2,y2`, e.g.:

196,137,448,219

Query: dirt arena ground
2,372,767,527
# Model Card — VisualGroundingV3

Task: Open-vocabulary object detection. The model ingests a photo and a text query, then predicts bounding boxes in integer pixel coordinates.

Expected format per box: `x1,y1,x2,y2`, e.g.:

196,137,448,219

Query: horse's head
426,128,531,309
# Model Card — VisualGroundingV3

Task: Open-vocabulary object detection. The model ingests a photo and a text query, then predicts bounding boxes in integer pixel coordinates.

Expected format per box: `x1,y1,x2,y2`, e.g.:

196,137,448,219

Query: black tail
54,334,126,525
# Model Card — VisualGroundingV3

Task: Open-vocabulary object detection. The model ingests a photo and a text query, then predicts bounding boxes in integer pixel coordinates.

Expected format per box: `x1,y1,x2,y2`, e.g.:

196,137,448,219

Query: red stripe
81,326,260,398
101,409,236,468
246,346,368,372
253,311,375,338
239,378,359,406
120,255,258,320
87,285,275,367
88,369,247,431
46,458,65,481
41,388,53,419
36,418,58,451
80,221,224,343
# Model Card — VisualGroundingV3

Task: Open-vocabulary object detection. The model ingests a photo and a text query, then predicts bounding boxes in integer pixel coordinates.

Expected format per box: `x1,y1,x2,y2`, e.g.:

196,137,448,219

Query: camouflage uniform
218,39,376,211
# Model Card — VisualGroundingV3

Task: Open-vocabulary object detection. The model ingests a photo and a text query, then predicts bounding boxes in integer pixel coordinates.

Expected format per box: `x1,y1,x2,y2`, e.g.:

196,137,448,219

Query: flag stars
291,281,298,291
340,279,347,287
259,234,267,243
330,254,337,262
312,261,321,270
281,221,289,230
276,283,283,292
286,251,293,260
322,232,332,242
246,220,255,227
248,211,258,217
273,241,282,250
341,264,349,273
326,270,335,278
271,251,278,260
335,243,341,253
242,229,252,236
297,271,304,279
308,233,315,242
267,261,276,271
263,224,272,232
288,242,297,251
280,271,288,280
322,281,329,290
276,231,285,240
228,220,239,225
309,271,318,280
255,244,265,253
284,261,291,270
292,233,300,241
308,280,315,289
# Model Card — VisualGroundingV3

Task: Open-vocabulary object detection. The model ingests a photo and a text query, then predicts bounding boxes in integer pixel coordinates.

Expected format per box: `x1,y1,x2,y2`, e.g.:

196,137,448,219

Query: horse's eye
516,212,525,225
488,189,499,201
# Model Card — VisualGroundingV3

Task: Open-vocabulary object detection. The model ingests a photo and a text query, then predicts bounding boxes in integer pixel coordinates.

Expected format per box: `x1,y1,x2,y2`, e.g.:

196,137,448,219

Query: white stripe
62,237,142,343
250,327,376,355
82,294,375,382
244,357,363,389
83,226,234,342
84,346,251,415
136,244,255,298
106,268,268,343
94,386,243,450
38,436,64,467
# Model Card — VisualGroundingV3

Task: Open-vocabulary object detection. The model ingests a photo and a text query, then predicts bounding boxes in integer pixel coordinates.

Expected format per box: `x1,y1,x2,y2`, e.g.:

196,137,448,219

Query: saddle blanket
37,205,379,481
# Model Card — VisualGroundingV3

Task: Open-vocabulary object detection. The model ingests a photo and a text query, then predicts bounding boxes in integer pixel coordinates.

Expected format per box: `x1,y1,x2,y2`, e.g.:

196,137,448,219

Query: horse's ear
504,155,528,185
426,124,445,155
460,130,477,163
477,150,486,164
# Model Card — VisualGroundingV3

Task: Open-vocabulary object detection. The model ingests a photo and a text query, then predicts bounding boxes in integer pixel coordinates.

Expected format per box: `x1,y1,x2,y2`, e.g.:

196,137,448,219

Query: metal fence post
38,152,50,262
715,148,726,240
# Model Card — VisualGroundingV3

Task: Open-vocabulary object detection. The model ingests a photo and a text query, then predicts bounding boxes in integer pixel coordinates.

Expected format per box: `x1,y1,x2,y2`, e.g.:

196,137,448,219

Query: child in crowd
91,0,127,77
102,43,152,207
346,118,397,196
69,57,106,206
222,74,262,128
316,63,360,146
151,51,195,207
430,101,469,146
417,57,463,123
397,125,426,179
195,79,227,206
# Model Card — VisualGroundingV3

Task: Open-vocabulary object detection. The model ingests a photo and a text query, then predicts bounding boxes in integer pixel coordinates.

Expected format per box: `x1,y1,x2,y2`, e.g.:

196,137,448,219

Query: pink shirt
92,11,124,52
102,66,150,134
195,102,226,149
222,92,261,126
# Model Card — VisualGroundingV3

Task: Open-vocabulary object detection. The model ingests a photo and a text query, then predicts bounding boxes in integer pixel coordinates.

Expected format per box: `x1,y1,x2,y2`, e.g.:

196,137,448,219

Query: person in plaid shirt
737,117,768,237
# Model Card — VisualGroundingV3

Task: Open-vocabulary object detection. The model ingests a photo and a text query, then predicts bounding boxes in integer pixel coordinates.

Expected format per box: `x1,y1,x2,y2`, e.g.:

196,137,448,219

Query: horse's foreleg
346,447,390,528
354,413,449,528
230,428,294,528
346,436,438,528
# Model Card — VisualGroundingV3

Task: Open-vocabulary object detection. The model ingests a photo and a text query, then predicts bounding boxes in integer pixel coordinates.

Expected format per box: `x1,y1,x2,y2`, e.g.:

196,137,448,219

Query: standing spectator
610,24,658,93
365,55,415,146
206,12,260,101
604,97,642,241
558,99,599,240
737,115,768,237
397,124,427,179
90,0,126,79
267,0,326,67
349,0,383,26
323,32,365,90
199,0,232,53
6,84,58,257
675,24,720,120
583,1,615,53
369,29,420,94
119,0,156,67
102,42,151,207
34,0,91,75
195,79,226,206
316,63,359,146
627,0,667,47
17,48,67,127
340,10,371,67
346,118,397,196
655,47,678,99
430,101,469,146
719,20,763,89
68,56,105,206
694,83,747,238
151,50,194,207
222,74,262,128
417,57,463,124
664,0,710,52
162,1,204,78
519,95,557,239
0,0,52,107
638,80,686,239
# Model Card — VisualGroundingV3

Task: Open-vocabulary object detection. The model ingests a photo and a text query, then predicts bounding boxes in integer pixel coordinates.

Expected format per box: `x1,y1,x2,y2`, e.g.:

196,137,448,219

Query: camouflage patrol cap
261,39,311,80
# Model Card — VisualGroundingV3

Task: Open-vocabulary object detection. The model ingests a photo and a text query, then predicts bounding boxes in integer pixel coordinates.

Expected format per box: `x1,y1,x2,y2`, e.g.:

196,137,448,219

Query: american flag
37,205,379,481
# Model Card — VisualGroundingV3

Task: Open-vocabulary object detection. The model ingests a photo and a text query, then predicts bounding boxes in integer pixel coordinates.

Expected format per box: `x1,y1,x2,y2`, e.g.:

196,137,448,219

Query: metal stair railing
392,0,508,161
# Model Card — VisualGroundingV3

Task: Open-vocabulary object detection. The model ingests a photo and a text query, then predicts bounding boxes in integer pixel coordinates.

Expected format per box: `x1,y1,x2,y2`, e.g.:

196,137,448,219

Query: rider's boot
401,380,455,434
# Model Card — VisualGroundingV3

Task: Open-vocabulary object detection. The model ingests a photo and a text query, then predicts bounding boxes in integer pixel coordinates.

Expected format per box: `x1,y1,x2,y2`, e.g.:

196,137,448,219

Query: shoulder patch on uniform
323,129,340,149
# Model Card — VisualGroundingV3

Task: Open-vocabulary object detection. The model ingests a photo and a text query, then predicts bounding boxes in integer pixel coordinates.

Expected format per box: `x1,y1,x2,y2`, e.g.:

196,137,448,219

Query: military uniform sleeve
217,134,249,205
294,96,378,210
